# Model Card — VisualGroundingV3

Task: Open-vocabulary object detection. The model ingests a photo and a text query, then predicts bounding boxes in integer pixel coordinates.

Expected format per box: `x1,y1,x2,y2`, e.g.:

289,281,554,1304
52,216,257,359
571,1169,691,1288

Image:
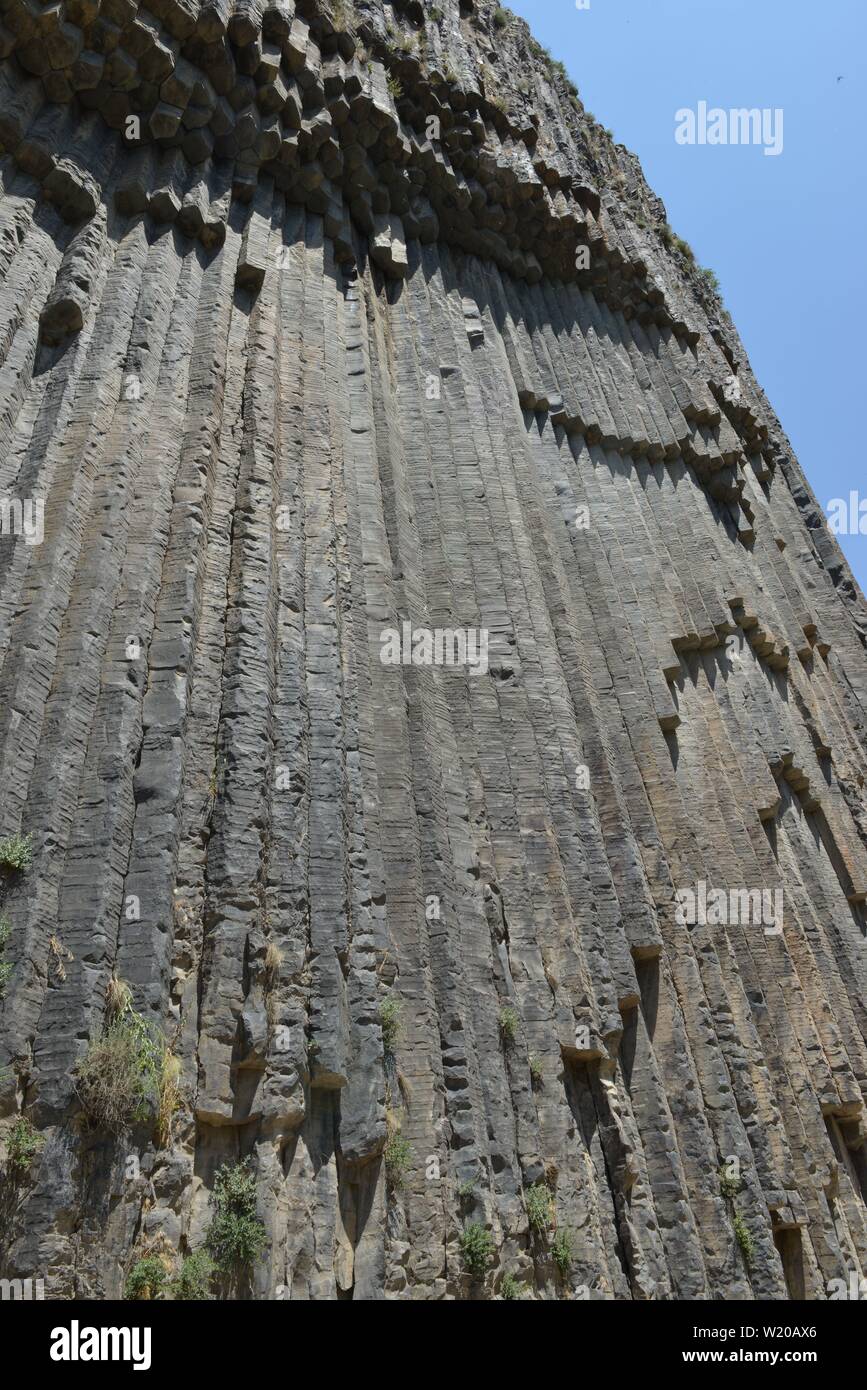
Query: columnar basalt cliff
0,0,865,1302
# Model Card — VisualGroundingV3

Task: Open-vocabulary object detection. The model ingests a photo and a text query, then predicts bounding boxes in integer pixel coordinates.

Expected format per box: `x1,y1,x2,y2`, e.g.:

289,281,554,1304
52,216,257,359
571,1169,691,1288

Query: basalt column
0,0,865,1302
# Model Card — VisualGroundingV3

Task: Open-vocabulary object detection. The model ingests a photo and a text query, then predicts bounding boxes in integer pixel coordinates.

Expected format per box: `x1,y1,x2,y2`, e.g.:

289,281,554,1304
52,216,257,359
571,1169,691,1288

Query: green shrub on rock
0,916,12,996
206,1159,267,1274
380,995,402,1054
125,1256,168,1301
384,1131,411,1190
501,1271,527,1300
6,1116,45,1172
525,1181,553,1234
170,1250,216,1301
459,1222,494,1278
552,1228,573,1275
499,1007,519,1044
0,833,32,873
74,985,165,1134
733,1212,754,1265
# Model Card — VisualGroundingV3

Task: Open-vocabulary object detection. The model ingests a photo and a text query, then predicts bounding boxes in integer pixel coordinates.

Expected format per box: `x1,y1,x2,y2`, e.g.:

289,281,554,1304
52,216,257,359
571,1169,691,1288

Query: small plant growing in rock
264,942,282,983
552,1228,573,1275
330,0,356,33
384,1131,411,1189
380,995,401,1054
700,266,721,293
732,1212,754,1266
501,1271,527,1300
529,1055,543,1088
47,933,72,983
74,981,166,1134
206,1159,267,1274
499,1007,519,1044
386,74,404,101
525,1181,553,1234
6,1116,45,1172
493,6,509,27
0,916,12,996
0,833,32,873
155,1050,181,1150
457,1178,476,1205
105,975,132,1015
125,1255,168,1300
170,1250,216,1301
263,943,282,1029
719,1167,743,1202
459,1222,494,1278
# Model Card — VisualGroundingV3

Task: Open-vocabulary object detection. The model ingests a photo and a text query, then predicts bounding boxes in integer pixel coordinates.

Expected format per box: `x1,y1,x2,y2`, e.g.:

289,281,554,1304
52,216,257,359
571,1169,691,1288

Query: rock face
0,0,865,1303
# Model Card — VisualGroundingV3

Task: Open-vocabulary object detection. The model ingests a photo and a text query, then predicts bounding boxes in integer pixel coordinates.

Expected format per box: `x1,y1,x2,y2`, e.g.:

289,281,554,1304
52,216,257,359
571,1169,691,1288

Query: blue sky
508,0,867,594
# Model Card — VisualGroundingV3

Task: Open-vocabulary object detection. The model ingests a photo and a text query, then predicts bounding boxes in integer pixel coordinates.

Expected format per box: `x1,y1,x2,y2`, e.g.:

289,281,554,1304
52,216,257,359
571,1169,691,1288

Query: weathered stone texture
0,0,865,1301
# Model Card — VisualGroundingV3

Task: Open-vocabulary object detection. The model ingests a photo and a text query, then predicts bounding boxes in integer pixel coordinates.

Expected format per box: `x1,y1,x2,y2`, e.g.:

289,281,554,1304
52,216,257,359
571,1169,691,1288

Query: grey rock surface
0,0,865,1302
